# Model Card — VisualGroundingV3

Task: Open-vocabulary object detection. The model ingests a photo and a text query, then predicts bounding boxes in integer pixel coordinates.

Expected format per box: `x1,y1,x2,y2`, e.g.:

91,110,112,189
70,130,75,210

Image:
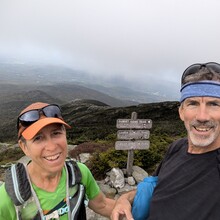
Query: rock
110,168,125,189
98,182,117,199
132,165,148,183
67,144,77,154
86,207,109,220
127,176,136,186
0,143,18,154
104,176,110,184
117,184,136,195
79,153,91,163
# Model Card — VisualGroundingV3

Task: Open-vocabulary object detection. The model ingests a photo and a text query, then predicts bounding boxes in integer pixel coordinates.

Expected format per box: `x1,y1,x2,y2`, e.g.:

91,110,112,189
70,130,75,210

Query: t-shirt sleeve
0,183,17,219
77,162,100,200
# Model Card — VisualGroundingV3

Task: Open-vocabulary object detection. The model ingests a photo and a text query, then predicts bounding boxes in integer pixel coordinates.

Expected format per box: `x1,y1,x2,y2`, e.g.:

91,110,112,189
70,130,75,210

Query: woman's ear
18,139,29,156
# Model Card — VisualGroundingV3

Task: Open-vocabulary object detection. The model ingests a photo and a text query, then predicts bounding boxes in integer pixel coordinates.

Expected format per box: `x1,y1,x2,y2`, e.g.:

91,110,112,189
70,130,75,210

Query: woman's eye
33,135,42,142
53,130,62,135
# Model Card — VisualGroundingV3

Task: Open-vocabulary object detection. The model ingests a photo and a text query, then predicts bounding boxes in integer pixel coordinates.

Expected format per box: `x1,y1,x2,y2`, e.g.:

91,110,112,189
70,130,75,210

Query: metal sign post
115,112,152,176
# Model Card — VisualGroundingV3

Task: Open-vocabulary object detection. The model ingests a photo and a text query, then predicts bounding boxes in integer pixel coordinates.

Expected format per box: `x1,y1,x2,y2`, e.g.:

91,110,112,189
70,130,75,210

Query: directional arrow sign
115,140,150,150
117,130,150,140
116,119,152,129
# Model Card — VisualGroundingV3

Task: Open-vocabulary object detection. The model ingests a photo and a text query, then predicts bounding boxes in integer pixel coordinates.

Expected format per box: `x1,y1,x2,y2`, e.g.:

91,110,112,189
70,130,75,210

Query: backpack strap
69,184,86,220
5,163,44,220
65,158,82,186
65,158,87,220
5,163,31,206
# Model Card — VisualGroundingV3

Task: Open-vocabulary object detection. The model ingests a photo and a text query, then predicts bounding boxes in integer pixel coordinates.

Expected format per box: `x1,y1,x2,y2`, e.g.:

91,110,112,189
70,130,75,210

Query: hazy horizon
1,0,220,90
0,60,180,102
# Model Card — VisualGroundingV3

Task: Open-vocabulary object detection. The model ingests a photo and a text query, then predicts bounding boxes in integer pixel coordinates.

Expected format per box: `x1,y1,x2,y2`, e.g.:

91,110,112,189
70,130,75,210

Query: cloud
0,0,220,86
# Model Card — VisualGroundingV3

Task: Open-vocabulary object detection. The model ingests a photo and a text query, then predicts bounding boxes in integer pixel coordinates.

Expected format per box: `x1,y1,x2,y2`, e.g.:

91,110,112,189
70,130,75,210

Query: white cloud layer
0,0,220,86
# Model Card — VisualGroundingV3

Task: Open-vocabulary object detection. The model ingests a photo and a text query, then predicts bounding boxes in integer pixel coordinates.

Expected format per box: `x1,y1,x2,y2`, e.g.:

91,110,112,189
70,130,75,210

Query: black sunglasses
181,62,220,86
17,104,62,130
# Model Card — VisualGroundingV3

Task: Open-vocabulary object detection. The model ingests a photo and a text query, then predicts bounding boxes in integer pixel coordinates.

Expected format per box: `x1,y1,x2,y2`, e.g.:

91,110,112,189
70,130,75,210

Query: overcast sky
0,0,220,88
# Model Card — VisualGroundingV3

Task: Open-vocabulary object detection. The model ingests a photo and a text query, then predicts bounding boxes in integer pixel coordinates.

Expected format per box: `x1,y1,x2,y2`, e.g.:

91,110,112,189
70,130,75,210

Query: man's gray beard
189,133,216,148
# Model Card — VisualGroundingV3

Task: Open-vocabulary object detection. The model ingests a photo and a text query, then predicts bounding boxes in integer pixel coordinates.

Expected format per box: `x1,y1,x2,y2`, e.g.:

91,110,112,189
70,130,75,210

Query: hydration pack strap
5,163,31,206
66,158,82,187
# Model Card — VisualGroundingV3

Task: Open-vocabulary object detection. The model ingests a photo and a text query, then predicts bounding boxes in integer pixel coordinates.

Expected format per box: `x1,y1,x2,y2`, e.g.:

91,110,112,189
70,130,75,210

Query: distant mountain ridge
0,61,182,143
0,83,136,107
0,61,179,104
0,98,184,143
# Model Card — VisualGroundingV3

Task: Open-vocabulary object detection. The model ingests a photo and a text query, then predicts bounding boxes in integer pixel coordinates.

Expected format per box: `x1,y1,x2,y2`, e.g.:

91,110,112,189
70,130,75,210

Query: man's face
179,97,220,151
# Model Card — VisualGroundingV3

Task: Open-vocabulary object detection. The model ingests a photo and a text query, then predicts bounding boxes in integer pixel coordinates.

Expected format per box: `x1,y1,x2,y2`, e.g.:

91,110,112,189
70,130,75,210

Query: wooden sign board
117,130,150,140
116,119,152,129
115,140,150,150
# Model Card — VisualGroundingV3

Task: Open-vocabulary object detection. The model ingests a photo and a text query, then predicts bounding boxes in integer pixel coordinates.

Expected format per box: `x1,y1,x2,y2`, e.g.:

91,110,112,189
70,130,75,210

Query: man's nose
196,106,210,122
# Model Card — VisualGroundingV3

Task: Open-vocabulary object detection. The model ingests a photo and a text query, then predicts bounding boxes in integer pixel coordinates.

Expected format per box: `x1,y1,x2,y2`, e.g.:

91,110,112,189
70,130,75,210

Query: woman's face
19,123,68,175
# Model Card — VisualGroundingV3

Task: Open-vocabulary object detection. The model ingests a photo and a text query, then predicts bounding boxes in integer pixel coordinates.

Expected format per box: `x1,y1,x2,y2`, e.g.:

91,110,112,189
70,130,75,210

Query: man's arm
88,191,116,217
110,190,136,220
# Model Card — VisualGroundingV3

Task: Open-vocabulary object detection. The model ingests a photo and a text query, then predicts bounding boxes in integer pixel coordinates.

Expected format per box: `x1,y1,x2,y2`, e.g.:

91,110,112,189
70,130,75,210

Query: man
0,102,115,219
111,62,220,220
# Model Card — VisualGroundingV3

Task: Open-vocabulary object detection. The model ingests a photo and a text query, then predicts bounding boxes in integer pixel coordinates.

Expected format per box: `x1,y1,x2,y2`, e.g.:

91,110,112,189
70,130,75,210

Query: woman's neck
27,162,62,192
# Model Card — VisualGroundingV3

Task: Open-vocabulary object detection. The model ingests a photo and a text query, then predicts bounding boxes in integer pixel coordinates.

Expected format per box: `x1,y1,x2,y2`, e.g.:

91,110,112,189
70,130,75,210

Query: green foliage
133,134,174,174
73,134,90,144
87,148,127,180
102,133,117,142
87,133,182,179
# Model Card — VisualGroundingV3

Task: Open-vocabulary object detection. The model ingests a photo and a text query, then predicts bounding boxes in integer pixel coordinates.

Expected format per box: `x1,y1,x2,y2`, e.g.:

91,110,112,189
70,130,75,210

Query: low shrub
83,133,182,179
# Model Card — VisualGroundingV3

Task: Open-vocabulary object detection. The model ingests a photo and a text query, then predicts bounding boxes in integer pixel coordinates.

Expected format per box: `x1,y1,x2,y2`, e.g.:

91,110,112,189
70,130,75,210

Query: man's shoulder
169,137,188,152
172,137,188,146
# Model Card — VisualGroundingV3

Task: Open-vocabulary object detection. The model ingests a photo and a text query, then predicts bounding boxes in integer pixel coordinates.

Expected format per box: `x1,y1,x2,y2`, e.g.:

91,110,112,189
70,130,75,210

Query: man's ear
178,105,184,122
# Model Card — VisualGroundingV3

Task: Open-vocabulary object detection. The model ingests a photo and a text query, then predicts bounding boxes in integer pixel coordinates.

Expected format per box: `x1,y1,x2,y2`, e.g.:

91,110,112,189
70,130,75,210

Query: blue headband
180,80,220,102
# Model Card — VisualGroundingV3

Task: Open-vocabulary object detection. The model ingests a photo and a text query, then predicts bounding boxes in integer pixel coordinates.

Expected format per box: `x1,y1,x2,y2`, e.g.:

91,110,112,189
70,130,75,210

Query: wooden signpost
115,112,152,176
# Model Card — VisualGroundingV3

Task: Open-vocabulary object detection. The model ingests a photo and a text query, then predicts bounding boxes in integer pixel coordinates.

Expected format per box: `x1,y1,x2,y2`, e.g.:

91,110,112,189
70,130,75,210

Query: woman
0,102,115,220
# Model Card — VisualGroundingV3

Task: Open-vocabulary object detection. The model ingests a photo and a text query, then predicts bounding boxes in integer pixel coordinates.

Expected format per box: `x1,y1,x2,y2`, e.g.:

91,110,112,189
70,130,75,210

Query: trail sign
117,130,150,140
115,140,150,150
115,112,152,176
116,119,152,129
